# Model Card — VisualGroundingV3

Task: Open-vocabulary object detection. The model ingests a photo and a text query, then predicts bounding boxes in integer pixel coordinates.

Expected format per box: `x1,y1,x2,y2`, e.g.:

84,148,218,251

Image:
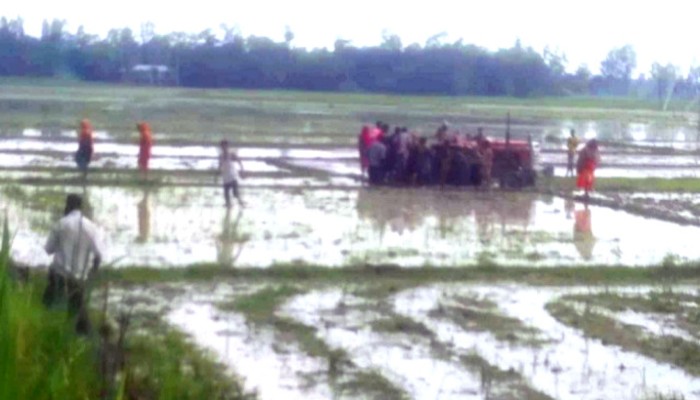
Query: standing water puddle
3,186,700,267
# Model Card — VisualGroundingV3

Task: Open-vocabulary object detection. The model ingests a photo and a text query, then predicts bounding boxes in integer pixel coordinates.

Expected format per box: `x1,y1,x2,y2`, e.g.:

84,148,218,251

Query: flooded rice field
7,93,700,400
3,184,700,268
110,282,700,400
596,192,700,226
4,135,700,179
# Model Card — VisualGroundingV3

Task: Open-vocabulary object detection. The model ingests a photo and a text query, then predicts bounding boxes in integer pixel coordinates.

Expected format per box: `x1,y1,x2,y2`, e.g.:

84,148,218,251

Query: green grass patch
0,218,103,400
562,291,699,314
101,263,700,287
459,353,554,400
0,218,251,400
550,177,700,193
123,324,253,400
219,285,301,323
370,314,434,337
433,297,548,346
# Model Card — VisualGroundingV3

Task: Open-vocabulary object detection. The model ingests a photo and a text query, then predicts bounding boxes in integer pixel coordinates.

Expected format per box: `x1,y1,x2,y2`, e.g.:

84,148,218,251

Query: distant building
126,64,174,85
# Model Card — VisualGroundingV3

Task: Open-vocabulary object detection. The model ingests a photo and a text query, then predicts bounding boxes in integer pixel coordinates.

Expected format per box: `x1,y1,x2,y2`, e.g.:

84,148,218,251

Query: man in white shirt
219,140,245,208
43,194,103,334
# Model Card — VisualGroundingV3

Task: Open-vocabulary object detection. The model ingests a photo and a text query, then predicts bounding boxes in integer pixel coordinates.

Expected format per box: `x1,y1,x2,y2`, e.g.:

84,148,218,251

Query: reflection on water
573,207,594,260
217,209,245,267
137,190,151,243
1,185,700,268
557,121,699,149
356,189,533,241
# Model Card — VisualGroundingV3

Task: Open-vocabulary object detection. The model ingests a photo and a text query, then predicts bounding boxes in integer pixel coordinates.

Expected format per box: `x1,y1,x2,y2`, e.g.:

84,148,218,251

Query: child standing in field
75,119,94,177
137,122,153,177
219,140,245,208
576,139,600,200
566,129,580,177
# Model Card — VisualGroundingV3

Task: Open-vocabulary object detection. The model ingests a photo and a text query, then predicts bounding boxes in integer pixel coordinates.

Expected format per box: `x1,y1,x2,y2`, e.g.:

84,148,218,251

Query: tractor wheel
522,169,537,187
500,171,522,189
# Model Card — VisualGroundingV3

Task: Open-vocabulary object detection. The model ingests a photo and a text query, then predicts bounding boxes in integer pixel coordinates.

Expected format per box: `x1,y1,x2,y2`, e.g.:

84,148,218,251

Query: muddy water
147,283,700,400
0,153,286,173
549,121,700,147
3,185,700,268
394,285,700,400
0,138,356,160
282,290,486,400
170,303,335,400
6,136,700,178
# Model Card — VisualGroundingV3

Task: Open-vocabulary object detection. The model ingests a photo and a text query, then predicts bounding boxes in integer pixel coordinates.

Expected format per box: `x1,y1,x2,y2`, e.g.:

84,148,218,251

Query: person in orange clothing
75,119,94,177
137,122,153,177
576,139,600,200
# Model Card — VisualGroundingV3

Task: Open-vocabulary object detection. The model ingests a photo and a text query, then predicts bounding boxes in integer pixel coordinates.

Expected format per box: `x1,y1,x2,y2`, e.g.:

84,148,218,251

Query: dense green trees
0,17,697,100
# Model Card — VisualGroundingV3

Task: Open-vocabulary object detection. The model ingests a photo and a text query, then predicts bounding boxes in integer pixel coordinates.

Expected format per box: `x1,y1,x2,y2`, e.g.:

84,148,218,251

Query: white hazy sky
3,0,698,75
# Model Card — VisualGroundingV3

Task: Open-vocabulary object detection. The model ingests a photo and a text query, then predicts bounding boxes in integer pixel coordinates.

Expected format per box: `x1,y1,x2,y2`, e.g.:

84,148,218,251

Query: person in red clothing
75,119,94,178
576,139,601,200
358,125,372,180
137,122,153,177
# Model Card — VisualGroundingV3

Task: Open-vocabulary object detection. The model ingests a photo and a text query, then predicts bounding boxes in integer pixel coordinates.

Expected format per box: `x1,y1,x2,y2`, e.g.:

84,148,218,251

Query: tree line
1,17,698,102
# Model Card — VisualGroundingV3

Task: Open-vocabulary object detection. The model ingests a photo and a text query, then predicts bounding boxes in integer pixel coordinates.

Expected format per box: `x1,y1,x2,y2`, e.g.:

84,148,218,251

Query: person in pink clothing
358,125,372,179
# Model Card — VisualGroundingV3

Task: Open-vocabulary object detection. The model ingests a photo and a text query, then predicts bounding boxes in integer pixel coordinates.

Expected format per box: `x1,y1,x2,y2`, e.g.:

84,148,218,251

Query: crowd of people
358,121,495,188
43,117,603,335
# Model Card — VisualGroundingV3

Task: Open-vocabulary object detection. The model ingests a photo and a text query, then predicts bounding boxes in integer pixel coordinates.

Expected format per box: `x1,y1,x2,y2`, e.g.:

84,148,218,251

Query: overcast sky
3,0,697,75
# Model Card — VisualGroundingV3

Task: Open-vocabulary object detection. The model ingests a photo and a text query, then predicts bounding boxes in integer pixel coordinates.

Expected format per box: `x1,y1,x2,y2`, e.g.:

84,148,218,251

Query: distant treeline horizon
1,17,698,103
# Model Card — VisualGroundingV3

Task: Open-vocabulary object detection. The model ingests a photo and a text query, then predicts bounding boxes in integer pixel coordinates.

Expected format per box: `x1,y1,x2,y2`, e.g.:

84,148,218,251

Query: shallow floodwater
150,283,700,400
394,285,700,400
3,185,700,268
5,136,700,179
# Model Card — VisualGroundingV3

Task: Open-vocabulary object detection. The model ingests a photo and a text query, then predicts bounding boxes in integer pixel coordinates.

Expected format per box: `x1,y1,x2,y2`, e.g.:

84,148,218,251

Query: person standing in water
576,139,600,200
137,122,153,178
44,194,103,334
75,119,94,178
358,125,373,182
219,140,245,208
566,129,580,177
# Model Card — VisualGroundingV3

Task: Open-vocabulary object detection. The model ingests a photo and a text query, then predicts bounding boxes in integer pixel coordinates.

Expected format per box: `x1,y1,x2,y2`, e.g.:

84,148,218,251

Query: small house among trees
126,64,174,85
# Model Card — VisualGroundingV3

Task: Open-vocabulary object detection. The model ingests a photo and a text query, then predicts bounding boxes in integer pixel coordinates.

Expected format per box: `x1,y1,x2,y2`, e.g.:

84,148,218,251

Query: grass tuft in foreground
0,217,252,400
0,217,102,400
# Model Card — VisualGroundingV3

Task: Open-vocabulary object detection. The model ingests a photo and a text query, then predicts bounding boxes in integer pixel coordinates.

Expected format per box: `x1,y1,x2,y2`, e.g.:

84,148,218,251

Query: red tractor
490,137,537,188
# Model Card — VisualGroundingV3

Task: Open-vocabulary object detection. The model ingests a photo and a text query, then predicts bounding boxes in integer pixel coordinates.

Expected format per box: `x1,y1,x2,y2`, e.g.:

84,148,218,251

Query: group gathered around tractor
358,121,537,189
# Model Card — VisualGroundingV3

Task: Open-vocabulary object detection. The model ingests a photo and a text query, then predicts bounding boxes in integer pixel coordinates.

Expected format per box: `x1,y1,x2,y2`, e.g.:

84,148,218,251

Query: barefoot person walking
219,140,245,208
576,139,600,200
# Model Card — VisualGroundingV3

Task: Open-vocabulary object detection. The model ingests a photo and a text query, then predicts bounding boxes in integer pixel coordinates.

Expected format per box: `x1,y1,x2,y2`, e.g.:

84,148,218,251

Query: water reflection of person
137,190,151,243
573,206,595,260
137,122,153,180
565,198,575,219
356,189,535,244
218,208,245,267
